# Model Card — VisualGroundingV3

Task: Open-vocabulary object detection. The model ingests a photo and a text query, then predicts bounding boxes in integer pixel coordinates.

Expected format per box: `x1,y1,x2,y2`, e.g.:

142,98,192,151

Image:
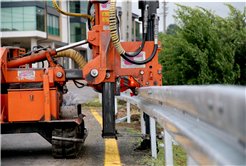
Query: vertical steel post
102,82,116,138
127,102,131,123
140,111,146,134
99,93,102,103
122,0,132,42
150,117,157,158
115,97,118,114
165,130,173,165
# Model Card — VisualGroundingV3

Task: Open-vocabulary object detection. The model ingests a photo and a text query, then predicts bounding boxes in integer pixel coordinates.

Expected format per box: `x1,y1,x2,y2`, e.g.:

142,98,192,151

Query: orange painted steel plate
8,89,59,122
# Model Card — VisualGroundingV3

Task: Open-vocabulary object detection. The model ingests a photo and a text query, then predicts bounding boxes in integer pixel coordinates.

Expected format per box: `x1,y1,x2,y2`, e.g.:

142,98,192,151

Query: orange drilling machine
1,0,162,158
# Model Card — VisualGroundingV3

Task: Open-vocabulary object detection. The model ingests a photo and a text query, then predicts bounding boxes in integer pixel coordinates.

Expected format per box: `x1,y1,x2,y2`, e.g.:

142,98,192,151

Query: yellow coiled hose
52,0,94,21
53,49,87,69
109,0,126,55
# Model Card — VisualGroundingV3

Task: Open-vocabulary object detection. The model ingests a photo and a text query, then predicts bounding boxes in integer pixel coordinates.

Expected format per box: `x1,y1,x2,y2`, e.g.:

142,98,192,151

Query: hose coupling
143,5,149,34
154,14,159,44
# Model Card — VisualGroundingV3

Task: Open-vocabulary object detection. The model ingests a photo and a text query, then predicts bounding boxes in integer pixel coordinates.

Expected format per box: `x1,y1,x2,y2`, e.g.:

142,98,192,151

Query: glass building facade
47,14,59,36
1,0,43,2
69,1,88,15
69,1,88,43
1,6,45,32
70,22,86,43
46,0,59,7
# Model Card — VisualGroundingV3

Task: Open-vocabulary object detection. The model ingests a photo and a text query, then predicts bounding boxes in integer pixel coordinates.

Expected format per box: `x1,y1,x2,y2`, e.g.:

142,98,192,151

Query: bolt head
91,69,99,77
146,82,149,85
106,72,111,78
158,70,162,74
56,71,63,78
140,71,144,75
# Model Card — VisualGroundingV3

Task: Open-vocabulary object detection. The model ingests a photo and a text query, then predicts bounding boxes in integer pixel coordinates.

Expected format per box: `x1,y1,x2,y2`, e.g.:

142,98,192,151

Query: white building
0,0,88,69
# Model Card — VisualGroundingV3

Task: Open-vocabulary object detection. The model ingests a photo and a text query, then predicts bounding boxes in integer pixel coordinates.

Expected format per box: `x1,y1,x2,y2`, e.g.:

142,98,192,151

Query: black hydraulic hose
97,0,109,3
109,0,149,57
124,33,147,57
120,44,158,65
87,1,93,31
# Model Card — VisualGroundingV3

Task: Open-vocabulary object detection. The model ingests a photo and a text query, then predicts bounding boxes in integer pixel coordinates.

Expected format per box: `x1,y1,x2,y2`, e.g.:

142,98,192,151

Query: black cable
73,80,85,88
97,0,109,3
87,1,93,31
120,44,158,65
124,33,146,57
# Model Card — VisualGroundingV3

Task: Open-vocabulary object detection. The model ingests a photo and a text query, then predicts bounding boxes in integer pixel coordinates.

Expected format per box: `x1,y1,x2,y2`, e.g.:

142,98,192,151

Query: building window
1,6,44,32
135,21,141,38
70,22,86,43
47,14,59,36
70,1,88,14
46,0,57,7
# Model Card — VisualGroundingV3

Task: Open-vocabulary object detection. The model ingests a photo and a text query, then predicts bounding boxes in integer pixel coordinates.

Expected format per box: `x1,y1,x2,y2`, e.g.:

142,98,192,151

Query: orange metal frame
0,1,162,123
84,1,162,87
1,47,64,123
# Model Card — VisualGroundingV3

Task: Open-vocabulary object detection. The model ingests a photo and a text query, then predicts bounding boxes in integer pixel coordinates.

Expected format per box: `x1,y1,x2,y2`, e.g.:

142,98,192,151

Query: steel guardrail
117,85,246,165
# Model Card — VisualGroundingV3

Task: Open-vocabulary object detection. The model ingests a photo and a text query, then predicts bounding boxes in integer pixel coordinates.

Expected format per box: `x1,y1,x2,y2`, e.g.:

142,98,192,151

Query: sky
117,1,246,33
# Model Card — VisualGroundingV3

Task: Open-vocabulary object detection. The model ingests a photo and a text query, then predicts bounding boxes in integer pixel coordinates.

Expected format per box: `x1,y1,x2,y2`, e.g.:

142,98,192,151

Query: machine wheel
52,123,85,158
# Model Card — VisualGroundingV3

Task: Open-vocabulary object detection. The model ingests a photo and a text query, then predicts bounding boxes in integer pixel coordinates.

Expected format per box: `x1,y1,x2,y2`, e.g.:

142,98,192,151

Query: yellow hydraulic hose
52,0,94,21
53,49,87,69
109,0,126,55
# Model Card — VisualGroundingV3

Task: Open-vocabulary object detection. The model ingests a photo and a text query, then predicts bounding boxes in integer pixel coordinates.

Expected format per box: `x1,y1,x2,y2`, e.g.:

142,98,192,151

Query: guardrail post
187,155,199,166
115,97,117,114
127,102,130,123
99,93,102,103
140,111,146,134
164,130,173,165
150,117,157,158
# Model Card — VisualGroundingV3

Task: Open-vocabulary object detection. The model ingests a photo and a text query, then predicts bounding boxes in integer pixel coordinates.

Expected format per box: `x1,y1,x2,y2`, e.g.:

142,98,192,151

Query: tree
158,4,246,85
166,24,178,35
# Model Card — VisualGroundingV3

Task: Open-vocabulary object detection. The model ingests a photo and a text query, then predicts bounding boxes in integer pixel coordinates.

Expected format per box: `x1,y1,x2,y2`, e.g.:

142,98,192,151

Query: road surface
1,83,149,166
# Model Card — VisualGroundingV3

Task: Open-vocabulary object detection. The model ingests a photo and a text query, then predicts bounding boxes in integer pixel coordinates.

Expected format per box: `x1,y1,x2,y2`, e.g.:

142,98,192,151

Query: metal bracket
52,127,88,143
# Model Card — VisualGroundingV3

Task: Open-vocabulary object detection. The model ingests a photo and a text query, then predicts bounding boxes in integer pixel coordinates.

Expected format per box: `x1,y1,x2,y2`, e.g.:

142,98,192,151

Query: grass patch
138,140,187,166
124,124,186,166
125,127,142,146
81,101,102,107
126,127,141,135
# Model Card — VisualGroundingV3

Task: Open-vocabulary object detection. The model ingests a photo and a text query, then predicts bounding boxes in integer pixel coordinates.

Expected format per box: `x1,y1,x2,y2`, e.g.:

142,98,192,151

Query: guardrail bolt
218,103,224,114
146,82,149,85
91,69,99,77
207,99,213,110
140,71,144,75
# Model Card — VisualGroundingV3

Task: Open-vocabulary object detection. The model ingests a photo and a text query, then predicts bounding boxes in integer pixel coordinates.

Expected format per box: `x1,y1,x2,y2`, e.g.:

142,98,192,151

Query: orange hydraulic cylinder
7,49,56,68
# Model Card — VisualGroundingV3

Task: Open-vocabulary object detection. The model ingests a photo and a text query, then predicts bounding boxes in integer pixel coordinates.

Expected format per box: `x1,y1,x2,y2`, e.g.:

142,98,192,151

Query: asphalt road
1,84,149,166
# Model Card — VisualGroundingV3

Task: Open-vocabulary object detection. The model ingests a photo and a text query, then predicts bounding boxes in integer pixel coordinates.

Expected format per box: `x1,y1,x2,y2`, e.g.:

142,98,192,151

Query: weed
81,101,102,107
138,141,187,166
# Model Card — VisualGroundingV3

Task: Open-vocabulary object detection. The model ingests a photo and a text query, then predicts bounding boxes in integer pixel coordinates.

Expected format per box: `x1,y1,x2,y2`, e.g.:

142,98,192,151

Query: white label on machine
100,2,110,11
103,26,110,30
17,70,36,80
121,52,146,68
